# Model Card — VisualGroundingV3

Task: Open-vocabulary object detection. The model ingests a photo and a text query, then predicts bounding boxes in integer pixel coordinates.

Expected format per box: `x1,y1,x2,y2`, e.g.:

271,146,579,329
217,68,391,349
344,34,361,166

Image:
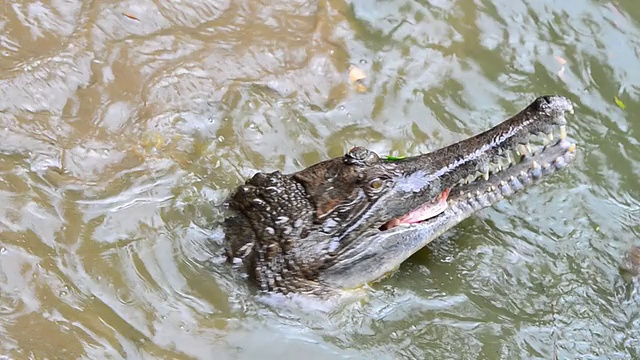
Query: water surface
0,0,639,358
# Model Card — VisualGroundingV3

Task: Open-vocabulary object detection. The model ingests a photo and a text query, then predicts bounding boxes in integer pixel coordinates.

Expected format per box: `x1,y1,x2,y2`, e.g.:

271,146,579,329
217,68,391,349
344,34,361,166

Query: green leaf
385,155,406,161
614,96,626,110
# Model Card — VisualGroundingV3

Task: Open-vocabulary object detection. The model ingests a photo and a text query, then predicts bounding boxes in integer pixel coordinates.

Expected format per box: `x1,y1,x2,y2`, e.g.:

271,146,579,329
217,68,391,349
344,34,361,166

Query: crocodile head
223,95,576,295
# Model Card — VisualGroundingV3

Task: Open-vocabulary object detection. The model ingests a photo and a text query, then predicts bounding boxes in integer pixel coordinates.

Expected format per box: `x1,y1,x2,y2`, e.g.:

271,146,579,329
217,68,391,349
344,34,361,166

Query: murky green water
1,0,639,358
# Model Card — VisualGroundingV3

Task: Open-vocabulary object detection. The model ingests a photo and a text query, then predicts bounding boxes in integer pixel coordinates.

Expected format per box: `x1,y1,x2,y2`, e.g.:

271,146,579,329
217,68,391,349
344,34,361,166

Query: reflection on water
0,0,639,358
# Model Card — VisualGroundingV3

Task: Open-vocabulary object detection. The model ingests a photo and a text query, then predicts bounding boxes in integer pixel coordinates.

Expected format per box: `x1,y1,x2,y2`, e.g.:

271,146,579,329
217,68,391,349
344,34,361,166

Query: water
0,0,639,358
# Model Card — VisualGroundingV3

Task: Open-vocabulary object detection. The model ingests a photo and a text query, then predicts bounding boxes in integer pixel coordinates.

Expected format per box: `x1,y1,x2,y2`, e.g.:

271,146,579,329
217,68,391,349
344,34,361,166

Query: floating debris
123,13,140,21
614,96,626,110
555,56,567,80
385,155,406,161
348,66,368,93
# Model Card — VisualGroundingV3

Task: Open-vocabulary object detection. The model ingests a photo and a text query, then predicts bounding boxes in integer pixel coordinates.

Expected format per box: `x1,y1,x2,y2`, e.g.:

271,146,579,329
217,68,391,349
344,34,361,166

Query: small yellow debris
348,66,366,83
348,66,368,93
354,82,368,93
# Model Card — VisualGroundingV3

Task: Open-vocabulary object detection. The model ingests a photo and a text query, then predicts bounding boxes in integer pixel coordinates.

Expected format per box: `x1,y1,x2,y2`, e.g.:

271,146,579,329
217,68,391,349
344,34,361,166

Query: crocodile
223,95,577,295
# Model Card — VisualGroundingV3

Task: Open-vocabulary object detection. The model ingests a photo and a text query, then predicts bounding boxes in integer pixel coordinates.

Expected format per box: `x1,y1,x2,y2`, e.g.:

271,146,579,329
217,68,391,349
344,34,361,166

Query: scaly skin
222,95,577,295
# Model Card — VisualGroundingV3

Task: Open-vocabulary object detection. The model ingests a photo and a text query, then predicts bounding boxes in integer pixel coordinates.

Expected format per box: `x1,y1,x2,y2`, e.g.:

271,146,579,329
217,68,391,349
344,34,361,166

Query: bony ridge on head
344,147,380,166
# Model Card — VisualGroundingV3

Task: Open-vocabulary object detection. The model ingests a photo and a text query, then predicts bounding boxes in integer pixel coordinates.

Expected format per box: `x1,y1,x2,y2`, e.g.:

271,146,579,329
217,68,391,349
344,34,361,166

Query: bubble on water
339,105,345,111
0,247,6,254
116,288,133,304
217,135,225,143
360,59,368,64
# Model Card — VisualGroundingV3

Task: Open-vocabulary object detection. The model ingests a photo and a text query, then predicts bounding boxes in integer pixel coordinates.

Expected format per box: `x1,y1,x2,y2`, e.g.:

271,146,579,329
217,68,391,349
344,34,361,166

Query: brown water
1,0,639,358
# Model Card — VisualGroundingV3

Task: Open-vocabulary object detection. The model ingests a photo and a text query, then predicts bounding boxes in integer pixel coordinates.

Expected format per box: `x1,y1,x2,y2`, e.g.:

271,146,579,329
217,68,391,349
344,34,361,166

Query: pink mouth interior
382,188,451,230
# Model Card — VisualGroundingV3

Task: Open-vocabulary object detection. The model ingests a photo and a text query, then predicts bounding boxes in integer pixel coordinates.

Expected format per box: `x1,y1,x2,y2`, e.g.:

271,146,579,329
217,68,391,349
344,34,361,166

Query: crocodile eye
369,179,383,190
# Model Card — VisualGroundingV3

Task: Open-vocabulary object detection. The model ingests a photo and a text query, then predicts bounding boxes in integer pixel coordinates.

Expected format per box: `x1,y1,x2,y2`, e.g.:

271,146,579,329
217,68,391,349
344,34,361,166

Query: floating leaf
385,155,406,161
614,96,626,110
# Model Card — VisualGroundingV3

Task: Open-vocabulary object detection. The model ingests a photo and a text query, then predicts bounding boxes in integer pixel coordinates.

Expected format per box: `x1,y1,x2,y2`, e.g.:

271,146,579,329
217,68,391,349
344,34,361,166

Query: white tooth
560,125,567,139
518,144,528,156
532,161,541,169
500,180,506,186
483,171,489,180
527,144,533,154
547,133,554,142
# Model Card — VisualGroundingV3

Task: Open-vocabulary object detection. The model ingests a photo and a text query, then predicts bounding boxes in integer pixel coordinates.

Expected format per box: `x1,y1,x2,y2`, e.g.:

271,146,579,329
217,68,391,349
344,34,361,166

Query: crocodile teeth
506,152,512,162
483,171,489,180
547,133,554,142
518,144,528,156
568,143,576,152
560,125,567,139
532,161,541,169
